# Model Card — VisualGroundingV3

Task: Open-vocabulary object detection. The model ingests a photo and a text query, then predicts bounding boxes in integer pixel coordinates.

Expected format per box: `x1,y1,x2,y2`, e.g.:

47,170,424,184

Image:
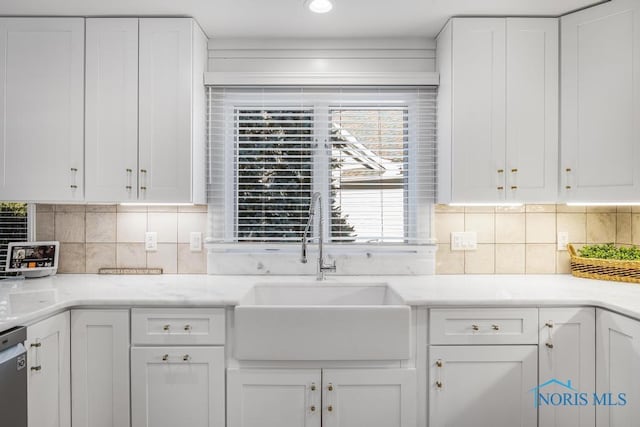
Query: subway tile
55,204,86,213
148,212,178,243
147,243,178,274
178,244,207,274
525,244,557,274
434,213,464,244
116,213,147,243
556,204,586,213
117,204,147,213
177,212,208,243
586,213,616,243
495,205,525,213
147,205,178,213
465,244,495,274
86,213,116,243
58,243,86,273
434,204,464,213
495,213,525,243
54,212,85,243
556,213,587,244
435,243,465,274
116,243,146,268
556,250,572,274
36,212,54,241
495,244,525,274
86,204,117,213
587,206,617,213
178,204,208,213
464,206,495,213
525,204,556,213
525,213,556,244
85,243,116,273
464,213,494,244
36,204,54,213
617,213,632,245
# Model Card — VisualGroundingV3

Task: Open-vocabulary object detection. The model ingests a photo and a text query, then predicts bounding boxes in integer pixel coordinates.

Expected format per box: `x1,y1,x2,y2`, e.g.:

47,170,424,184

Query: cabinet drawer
131,308,225,345
429,308,538,345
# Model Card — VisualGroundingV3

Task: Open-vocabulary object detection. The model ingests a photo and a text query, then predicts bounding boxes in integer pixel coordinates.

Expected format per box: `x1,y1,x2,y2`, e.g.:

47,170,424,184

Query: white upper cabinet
86,17,207,203
138,18,207,204
561,0,640,202
437,17,558,204
506,18,559,202
85,19,139,203
0,18,84,202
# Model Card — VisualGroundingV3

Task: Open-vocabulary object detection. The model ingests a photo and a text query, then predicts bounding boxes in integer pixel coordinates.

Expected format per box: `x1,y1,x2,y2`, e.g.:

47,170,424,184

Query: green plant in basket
578,243,640,261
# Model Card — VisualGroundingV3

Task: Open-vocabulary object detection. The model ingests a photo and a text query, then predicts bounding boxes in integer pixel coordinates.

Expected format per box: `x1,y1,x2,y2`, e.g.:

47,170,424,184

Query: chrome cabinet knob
183,354,190,361
162,354,169,361
310,383,316,391
546,342,554,349
184,325,192,331
436,360,443,368
435,381,443,389
31,365,42,372
310,405,316,412
471,324,479,331
327,405,333,412
327,384,334,391
163,324,170,331
492,324,500,331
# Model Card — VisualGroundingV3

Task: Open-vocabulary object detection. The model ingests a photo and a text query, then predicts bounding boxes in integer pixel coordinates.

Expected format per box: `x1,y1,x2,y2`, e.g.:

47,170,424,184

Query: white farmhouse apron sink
234,282,411,361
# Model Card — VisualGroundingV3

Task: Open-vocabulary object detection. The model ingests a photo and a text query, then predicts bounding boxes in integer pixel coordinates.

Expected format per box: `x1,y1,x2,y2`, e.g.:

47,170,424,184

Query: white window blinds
207,87,436,244
0,203,29,277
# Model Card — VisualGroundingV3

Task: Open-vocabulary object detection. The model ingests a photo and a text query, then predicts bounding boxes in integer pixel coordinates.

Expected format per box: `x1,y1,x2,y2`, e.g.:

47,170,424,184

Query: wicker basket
568,244,640,283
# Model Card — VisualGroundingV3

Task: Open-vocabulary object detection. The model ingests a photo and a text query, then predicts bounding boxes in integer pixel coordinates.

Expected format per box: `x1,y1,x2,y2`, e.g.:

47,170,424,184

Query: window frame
217,89,429,248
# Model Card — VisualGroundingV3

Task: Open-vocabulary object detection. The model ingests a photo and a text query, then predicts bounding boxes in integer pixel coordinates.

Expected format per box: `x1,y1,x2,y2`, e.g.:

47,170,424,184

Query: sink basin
234,283,410,361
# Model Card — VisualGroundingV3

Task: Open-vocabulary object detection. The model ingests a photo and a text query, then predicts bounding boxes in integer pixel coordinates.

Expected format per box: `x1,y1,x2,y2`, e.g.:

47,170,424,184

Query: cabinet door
505,18,558,202
451,18,506,202
131,346,224,427
0,18,84,202
85,18,139,202
26,311,71,427
539,308,595,427
227,369,321,427
138,18,193,203
322,368,416,427
71,309,130,427
596,309,640,426
429,345,537,427
561,0,640,202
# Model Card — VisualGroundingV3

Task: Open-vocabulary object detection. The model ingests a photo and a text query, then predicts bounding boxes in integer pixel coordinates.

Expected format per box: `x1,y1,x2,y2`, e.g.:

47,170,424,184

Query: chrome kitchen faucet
300,192,336,280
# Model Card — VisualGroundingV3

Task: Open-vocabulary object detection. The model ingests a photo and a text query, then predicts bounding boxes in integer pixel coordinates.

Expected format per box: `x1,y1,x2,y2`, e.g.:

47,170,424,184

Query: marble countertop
2,273,640,331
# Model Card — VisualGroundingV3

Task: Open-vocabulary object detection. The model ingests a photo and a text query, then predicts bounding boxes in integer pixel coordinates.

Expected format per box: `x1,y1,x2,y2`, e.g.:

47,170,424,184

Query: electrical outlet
557,231,569,251
145,232,158,251
451,231,478,251
190,232,202,252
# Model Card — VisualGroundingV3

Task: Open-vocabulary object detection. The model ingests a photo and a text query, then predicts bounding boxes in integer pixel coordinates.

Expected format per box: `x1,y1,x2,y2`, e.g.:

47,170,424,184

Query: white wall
208,37,436,74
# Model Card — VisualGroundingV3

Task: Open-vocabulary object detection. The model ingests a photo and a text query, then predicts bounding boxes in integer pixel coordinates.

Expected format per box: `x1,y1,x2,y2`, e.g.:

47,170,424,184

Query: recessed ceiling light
305,0,333,14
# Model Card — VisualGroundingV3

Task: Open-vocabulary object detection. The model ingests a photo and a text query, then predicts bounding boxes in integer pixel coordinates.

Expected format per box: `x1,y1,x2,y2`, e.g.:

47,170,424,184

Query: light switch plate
190,232,202,252
451,231,478,251
557,231,569,251
145,232,158,251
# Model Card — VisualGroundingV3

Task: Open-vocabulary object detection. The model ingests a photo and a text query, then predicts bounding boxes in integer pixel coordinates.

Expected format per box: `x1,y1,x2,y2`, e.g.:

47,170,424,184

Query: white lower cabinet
228,369,322,427
596,308,640,426
227,368,416,427
429,345,537,427
26,311,71,427
322,369,416,427
131,346,225,427
538,307,595,427
71,309,130,427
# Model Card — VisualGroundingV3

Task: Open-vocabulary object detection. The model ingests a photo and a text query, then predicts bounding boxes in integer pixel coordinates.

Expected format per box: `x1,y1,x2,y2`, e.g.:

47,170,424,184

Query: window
0,203,29,277
207,88,436,245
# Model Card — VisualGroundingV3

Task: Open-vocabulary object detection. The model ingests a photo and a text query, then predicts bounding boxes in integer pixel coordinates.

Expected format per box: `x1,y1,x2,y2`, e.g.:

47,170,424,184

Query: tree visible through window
235,108,354,242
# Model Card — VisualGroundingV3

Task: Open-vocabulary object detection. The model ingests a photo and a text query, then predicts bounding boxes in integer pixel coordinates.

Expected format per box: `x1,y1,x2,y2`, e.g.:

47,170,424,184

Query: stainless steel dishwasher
0,326,27,427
